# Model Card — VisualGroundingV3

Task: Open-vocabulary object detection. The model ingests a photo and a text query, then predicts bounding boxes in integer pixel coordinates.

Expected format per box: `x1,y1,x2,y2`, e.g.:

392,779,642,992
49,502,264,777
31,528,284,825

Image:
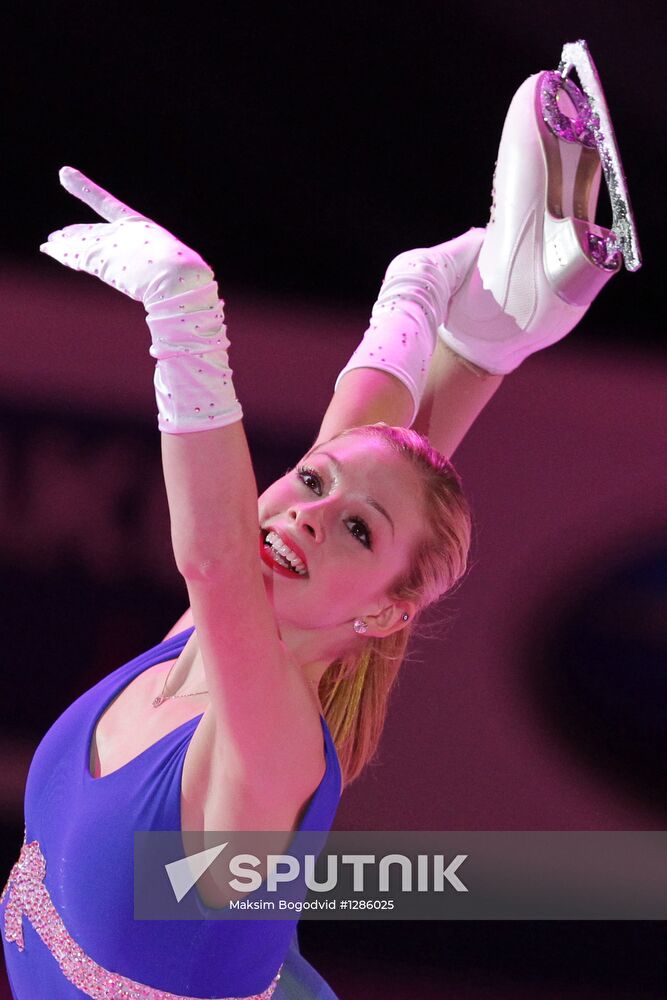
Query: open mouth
259,529,308,578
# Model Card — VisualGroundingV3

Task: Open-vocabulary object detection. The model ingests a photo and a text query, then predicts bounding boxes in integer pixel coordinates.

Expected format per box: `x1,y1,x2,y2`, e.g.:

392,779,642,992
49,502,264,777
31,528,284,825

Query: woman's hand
40,166,213,306
41,166,241,434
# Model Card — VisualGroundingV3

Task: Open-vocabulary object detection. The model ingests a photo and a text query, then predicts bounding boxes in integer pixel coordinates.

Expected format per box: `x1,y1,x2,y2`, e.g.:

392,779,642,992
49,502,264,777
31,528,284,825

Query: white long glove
335,228,485,425
40,167,242,434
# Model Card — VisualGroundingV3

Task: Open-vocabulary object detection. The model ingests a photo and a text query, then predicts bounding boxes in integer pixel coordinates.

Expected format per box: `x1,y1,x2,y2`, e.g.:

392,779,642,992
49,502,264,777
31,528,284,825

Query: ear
365,600,417,639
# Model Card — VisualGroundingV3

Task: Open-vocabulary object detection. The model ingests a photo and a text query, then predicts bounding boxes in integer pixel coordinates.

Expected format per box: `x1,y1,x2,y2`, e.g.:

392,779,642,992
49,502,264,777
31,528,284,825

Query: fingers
39,233,78,268
39,221,107,267
39,224,86,267
58,166,146,223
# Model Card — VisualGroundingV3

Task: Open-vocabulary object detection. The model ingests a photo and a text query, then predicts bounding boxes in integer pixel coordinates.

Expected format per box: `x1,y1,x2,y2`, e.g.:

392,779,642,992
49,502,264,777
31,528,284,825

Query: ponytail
319,628,410,787
316,423,471,786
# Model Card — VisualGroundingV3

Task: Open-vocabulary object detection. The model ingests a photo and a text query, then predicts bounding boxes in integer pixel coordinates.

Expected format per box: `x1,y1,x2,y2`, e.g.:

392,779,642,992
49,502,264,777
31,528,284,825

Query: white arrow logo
165,842,228,902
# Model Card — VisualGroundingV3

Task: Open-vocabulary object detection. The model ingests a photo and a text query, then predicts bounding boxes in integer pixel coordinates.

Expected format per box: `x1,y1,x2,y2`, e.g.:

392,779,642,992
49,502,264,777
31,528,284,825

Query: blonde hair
318,424,472,786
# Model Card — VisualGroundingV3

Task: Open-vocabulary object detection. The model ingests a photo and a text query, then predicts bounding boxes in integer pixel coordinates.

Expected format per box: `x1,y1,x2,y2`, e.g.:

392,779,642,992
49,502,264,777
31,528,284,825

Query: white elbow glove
40,166,242,434
335,228,485,424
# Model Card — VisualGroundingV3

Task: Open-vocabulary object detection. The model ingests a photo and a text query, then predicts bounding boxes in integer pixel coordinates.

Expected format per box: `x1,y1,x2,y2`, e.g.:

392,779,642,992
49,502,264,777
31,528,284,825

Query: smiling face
257,433,424,643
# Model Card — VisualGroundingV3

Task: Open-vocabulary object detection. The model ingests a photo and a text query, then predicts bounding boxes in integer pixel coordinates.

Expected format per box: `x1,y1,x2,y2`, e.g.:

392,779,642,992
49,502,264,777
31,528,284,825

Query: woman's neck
179,624,334,708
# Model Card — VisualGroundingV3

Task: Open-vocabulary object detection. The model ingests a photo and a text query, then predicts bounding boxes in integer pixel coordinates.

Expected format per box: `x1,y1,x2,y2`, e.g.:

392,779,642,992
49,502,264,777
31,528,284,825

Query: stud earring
402,613,409,622
353,619,368,634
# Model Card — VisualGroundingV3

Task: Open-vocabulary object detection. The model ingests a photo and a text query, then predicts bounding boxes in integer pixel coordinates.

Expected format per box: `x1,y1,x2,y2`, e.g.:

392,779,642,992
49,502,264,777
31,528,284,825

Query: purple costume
1,627,342,999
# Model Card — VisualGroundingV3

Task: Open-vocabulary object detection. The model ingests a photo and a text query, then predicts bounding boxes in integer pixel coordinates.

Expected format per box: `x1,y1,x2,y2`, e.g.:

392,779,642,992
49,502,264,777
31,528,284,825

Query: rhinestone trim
586,231,621,271
1,839,282,1000
558,39,642,271
540,71,597,148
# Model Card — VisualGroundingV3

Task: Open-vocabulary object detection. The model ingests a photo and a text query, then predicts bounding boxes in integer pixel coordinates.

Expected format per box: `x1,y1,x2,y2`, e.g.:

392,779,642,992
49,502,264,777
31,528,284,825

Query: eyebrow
308,449,395,537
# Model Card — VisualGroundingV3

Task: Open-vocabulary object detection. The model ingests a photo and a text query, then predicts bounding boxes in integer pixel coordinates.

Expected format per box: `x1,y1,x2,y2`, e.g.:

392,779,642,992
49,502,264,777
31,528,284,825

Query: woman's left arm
314,346,504,457
313,230,504,455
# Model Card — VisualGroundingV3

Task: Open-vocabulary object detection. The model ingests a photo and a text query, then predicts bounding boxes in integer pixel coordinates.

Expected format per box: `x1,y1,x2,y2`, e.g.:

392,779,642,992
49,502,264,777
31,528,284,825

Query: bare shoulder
219,651,325,792
164,606,326,794
199,660,328,831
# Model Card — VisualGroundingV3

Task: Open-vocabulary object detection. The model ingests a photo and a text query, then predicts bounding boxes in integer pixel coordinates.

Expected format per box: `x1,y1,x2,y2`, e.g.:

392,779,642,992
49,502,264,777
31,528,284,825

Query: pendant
152,696,164,707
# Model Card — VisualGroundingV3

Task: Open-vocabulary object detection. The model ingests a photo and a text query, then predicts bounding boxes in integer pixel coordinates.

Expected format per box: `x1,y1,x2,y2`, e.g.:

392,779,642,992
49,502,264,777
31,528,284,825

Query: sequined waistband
1,838,282,1000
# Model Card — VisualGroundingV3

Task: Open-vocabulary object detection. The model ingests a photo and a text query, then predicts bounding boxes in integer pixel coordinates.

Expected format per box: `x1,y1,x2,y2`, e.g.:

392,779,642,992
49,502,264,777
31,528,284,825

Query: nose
287,500,326,542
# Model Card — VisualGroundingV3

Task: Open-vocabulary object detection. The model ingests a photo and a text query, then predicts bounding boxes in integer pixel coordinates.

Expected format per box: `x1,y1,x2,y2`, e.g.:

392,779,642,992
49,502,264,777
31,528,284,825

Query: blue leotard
1,627,342,999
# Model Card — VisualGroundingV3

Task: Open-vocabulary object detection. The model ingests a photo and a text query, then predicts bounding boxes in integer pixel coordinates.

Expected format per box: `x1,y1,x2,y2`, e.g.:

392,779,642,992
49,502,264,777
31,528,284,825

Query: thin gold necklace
152,659,208,708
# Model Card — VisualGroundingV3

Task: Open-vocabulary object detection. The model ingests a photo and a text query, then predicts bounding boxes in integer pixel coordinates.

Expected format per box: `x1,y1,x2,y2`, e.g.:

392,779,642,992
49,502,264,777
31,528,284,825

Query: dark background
5,1,663,345
3,3,666,999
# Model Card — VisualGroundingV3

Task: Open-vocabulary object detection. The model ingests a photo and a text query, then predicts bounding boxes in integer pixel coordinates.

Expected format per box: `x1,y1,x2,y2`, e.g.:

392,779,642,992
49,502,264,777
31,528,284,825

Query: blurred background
2,2,665,998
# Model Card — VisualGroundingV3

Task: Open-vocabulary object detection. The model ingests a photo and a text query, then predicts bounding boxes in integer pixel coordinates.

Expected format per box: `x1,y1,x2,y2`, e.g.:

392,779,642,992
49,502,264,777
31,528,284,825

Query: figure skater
1,40,639,1000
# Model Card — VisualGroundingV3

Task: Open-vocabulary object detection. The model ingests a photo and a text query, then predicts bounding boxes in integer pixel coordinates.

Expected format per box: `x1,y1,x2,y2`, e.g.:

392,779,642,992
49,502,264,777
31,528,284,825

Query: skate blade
559,39,642,271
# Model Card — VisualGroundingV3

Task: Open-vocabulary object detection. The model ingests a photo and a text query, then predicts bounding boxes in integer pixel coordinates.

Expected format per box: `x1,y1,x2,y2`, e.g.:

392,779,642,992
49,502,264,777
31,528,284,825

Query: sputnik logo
165,842,228,902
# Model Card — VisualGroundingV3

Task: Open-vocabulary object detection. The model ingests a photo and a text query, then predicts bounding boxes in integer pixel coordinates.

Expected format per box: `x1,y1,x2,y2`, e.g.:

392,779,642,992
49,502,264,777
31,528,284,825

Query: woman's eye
296,466,372,549
297,466,322,495
346,518,372,549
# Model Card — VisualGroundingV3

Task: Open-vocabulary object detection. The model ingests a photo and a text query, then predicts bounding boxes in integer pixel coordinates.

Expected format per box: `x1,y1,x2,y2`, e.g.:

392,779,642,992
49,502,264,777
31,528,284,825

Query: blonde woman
1,41,638,1000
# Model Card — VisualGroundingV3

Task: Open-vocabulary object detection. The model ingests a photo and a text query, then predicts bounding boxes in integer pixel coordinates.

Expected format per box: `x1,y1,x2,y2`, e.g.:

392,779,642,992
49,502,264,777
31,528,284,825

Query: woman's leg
316,44,638,456
412,339,505,456
313,230,486,447
313,355,504,459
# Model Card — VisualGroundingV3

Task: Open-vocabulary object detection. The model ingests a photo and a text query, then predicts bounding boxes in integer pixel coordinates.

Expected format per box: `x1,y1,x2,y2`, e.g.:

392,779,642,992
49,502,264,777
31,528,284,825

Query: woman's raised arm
312,229,504,455
159,423,323,785
314,348,504,457
40,168,326,793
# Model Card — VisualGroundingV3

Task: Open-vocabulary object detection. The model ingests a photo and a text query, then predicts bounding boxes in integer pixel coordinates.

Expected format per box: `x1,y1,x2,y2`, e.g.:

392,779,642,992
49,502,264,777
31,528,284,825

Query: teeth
264,531,307,575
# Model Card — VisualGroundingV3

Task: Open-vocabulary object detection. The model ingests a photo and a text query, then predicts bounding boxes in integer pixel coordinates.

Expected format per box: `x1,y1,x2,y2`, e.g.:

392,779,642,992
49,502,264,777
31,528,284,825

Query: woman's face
257,434,423,637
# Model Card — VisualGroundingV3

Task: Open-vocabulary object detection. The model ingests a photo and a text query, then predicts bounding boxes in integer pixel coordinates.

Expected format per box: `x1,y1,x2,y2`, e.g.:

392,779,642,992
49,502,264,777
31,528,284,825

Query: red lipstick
259,530,308,579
